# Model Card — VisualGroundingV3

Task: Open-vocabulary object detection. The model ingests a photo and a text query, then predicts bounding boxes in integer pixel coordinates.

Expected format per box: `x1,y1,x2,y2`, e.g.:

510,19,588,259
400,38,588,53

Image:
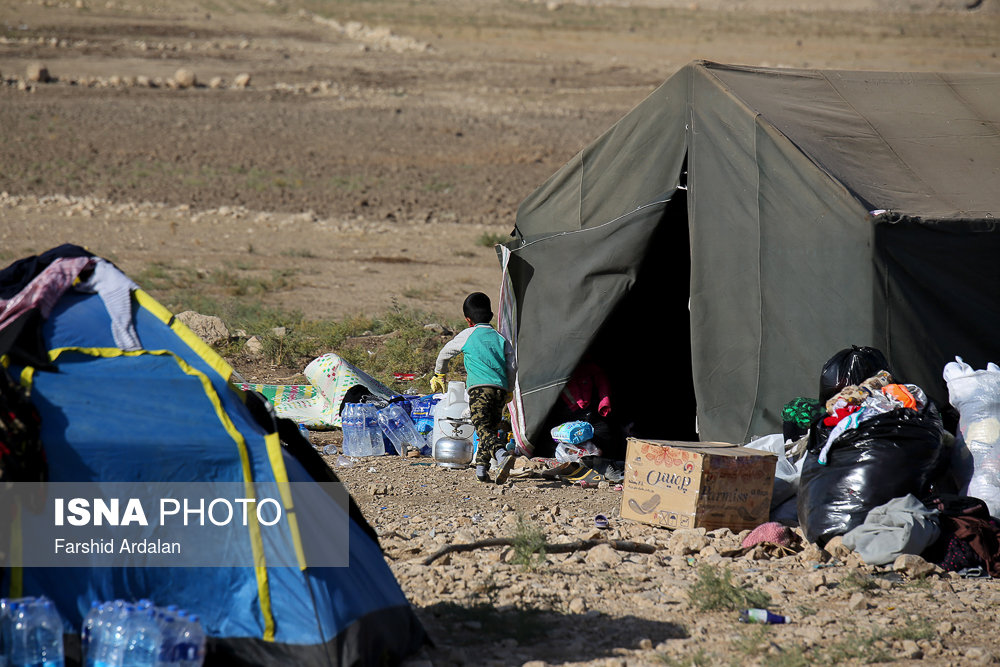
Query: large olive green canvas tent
499,60,1000,452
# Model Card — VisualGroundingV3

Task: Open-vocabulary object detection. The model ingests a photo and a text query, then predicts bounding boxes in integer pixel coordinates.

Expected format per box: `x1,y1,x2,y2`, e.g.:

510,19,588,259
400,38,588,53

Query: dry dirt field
2,0,1000,665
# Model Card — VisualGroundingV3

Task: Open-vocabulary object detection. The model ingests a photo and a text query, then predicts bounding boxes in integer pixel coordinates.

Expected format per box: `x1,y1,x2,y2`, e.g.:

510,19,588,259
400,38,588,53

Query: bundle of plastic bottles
334,400,429,458
81,599,205,667
0,596,65,667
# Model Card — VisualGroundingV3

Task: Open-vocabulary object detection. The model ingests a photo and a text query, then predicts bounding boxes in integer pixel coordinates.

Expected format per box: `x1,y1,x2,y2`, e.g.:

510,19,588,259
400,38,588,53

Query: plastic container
98,604,131,667
122,609,161,667
9,602,33,667
175,615,204,667
1,598,14,667
341,403,384,457
738,609,789,624
377,403,423,456
36,599,65,667
83,602,113,667
156,614,178,667
409,395,441,452
9,597,64,667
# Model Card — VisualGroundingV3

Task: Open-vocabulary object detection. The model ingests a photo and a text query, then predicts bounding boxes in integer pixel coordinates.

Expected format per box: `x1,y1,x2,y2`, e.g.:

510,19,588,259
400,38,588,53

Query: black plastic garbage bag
818,346,892,403
798,402,944,546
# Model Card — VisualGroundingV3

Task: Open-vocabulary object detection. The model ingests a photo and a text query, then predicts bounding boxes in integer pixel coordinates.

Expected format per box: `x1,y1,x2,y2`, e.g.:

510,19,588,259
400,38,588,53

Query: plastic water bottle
377,403,422,456
97,604,132,667
345,403,382,457
81,601,101,665
10,597,65,667
155,613,178,667
0,598,14,667
364,403,386,456
9,602,32,667
340,403,361,457
122,609,161,667
738,608,789,624
35,598,65,667
174,615,204,667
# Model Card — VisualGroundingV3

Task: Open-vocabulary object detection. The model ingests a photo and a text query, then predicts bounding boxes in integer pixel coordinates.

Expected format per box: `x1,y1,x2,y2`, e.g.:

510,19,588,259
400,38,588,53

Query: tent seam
750,116,764,444
509,198,674,252
818,71,935,211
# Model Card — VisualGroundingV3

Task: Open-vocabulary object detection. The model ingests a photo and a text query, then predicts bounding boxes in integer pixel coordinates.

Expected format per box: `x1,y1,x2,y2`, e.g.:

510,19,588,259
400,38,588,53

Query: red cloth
741,522,794,548
561,360,611,417
822,404,860,427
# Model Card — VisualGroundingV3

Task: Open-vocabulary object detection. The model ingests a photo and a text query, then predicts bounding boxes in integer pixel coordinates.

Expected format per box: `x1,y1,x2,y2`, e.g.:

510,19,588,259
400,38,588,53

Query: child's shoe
494,450,515,485
475,465,491,483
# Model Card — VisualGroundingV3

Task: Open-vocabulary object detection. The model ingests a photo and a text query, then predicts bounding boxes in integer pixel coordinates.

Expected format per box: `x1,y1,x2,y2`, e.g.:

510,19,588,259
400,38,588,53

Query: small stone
174,68,197,88
806,572,827,591
670,529,709,556
176,311,230,346
233,72,251,88
964,647,995,664
845,552,866,569
898,639,923,660
568,597,586,614
847,592,868,611
936,620,955,635
244,335,264,356
585,543,623,567
26,62,50,83
798,542,829,563
893,553,937,578
209,76,224,89
824,535,852,560
638,638,653,650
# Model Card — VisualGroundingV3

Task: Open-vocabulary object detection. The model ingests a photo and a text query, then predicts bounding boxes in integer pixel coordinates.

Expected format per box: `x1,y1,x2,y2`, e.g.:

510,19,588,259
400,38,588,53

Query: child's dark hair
463,292,493,324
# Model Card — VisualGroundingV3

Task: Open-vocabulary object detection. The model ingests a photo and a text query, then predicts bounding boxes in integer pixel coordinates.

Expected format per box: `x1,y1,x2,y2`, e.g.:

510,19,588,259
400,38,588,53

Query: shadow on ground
418,600,687,664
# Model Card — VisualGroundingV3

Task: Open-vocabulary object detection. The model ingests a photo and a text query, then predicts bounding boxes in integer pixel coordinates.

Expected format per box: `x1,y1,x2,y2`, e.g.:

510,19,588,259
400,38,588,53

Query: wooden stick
422,538,656,565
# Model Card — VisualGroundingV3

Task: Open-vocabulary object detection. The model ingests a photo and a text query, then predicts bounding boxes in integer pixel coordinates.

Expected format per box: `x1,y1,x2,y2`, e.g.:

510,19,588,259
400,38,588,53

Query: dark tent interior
536,186,698,460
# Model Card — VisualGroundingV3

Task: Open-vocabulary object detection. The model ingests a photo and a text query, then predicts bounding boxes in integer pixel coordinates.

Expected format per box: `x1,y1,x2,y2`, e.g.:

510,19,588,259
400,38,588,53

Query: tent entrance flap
537,190,697,459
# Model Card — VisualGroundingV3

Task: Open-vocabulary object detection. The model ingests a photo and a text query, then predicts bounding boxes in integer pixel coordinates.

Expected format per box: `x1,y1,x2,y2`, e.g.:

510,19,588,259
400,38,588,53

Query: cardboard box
620,438,776,531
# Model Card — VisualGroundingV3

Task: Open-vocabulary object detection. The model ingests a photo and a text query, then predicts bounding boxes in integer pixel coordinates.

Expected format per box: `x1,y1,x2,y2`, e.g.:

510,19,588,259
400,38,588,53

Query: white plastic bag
944,356,1000,516
744,433,803,510
554,440,601,463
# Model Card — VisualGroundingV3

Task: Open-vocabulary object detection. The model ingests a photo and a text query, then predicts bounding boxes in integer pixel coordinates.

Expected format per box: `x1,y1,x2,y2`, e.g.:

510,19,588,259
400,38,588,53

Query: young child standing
431,292,516,484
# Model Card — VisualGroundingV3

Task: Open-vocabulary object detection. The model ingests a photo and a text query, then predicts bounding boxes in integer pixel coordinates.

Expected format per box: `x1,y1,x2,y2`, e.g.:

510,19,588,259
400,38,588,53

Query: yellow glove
430,373,447,394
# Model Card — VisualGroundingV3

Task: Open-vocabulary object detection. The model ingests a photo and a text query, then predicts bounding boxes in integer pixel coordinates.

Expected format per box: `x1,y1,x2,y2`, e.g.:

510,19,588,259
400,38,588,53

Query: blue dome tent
0,246,426,666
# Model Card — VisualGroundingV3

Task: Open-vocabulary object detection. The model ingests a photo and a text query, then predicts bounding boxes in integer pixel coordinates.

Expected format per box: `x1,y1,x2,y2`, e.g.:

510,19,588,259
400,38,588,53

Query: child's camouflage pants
469,386,506,467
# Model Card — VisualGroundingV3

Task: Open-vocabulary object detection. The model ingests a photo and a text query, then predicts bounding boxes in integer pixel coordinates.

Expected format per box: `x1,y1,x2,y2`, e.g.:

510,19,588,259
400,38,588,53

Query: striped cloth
238,352,391,429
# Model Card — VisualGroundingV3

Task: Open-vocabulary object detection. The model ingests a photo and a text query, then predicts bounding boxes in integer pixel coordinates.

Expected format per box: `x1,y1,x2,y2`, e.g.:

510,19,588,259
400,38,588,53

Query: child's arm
434,330,470,375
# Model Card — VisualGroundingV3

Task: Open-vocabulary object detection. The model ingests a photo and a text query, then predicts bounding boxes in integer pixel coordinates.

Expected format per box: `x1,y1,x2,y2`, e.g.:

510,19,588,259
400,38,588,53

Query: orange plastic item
883,384,917,409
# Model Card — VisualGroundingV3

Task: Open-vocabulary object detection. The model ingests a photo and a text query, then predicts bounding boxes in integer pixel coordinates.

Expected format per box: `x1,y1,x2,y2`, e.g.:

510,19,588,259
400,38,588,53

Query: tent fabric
502,60,1000,448
3,268,426,665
